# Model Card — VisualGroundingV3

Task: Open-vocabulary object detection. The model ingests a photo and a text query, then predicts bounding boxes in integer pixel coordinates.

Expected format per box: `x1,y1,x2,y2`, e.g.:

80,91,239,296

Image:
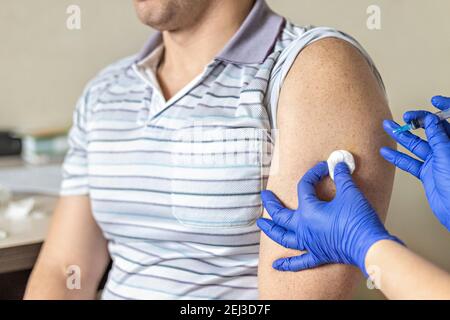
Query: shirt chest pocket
169,127,272,228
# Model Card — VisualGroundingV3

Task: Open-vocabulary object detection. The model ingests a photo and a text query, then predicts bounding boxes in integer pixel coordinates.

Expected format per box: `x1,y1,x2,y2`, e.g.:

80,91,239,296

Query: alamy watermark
66,265,81,290
367,5,381,30
66,4,81,30
366,264,382,290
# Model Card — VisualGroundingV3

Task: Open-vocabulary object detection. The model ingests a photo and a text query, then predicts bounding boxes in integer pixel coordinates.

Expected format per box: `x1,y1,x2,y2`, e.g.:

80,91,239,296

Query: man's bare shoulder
280,37,384,108
277,37,388,143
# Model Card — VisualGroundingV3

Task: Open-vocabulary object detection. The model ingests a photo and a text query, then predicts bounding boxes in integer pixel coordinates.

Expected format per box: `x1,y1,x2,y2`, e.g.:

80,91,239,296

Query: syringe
393,108,450,134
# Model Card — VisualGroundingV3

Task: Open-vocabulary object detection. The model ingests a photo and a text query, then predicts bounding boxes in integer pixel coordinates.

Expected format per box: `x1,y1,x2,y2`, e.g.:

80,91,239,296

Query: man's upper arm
25,195,109,299
258,38,395,299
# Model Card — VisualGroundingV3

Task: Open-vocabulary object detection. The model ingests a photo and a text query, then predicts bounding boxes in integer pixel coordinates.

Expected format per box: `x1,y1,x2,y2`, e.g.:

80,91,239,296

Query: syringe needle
393,124,412,134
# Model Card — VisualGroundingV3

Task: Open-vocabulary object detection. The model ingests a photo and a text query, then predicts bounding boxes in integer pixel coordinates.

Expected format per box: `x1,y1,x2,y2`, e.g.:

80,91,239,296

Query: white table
0,195,55,273
0,157,58,274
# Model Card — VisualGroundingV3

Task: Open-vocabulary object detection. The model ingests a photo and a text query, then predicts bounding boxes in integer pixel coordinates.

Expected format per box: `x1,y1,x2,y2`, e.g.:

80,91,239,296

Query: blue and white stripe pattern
61,0,383,300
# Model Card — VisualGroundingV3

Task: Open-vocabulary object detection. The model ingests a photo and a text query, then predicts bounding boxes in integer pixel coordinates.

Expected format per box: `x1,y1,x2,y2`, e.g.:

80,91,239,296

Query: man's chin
134,3,176,29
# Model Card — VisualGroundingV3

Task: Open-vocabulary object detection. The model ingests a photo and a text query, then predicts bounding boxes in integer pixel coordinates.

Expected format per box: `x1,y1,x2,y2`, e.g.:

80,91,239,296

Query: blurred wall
0,0,449,299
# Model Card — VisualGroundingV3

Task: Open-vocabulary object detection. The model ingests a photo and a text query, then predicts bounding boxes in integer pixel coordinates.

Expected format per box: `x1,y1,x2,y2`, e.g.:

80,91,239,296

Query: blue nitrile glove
257,162,402,277
381,95,450,231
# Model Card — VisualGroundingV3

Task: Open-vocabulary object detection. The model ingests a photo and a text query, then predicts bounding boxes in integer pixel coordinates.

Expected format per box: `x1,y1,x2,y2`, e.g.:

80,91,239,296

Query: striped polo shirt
61,0,383,300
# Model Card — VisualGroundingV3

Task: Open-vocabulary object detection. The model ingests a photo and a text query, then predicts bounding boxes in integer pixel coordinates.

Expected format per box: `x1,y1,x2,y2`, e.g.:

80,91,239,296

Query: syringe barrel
411,108,450,130
436,108,450,122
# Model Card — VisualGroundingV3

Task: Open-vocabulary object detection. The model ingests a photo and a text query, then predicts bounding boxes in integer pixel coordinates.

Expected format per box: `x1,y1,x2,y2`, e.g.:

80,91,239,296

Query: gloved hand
257,162,402,277
381,95,450,231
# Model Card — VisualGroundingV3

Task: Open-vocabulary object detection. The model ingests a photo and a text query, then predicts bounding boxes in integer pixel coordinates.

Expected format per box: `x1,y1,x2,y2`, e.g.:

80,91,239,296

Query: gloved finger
424,114,450,148
403,110,431,124
257,218,302,250
333,162,358,195
431,95,450,111
405,111,450,139
403,100,450,136
380,147,422,178
272,254,322,272
261,190,295,230
431,95,450,136
383,119,431,161
297,162,328,204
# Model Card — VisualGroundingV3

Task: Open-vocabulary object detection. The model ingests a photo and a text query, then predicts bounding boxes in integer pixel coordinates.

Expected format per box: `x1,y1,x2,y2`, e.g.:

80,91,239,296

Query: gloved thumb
261,190,284,215
297,162,328,205
333,162,355,194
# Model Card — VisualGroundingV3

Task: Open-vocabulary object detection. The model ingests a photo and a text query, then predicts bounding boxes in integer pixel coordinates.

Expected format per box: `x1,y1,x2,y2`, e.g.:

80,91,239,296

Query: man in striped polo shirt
25,0,394,299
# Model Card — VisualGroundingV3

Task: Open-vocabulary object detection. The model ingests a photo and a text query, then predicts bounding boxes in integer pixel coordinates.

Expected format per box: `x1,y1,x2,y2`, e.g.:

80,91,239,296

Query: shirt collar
136,0,285,65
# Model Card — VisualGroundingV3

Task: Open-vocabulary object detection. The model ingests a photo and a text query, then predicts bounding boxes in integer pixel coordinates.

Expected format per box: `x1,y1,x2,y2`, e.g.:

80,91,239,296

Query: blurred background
0,0,449,299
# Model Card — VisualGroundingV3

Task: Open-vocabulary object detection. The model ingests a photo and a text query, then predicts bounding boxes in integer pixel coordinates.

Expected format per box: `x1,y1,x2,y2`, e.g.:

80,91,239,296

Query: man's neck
157,0,254,100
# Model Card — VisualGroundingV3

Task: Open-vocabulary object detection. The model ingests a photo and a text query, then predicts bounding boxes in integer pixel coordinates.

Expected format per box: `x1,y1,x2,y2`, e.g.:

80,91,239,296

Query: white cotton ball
327,150,356,181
